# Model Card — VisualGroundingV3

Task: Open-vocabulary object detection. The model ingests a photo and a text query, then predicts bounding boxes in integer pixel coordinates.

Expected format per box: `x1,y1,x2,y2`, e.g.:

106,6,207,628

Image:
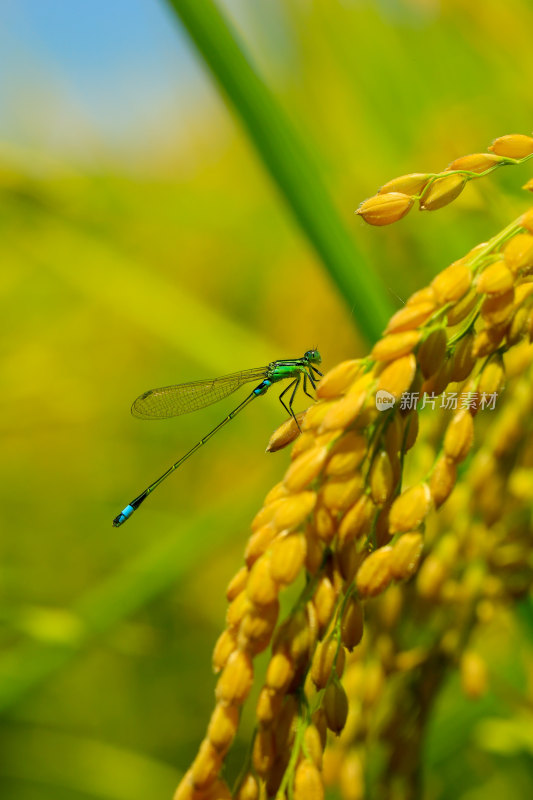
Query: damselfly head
305,348,322,364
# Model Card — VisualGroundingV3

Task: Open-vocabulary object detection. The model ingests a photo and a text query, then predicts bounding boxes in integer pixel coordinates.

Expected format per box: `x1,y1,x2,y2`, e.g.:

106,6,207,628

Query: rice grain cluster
174,139,533,800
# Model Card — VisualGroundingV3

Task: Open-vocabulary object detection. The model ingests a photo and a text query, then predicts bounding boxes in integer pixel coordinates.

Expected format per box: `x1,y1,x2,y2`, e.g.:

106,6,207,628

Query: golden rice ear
176,134,533,800
358,134,533,228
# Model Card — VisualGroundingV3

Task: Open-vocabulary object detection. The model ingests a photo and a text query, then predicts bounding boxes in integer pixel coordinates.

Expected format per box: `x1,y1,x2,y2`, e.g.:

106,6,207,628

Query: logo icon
375,390,395,411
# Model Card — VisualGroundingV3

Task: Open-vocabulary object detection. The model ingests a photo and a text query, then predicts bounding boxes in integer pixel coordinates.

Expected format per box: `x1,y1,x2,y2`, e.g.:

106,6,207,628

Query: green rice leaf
165,0,393,343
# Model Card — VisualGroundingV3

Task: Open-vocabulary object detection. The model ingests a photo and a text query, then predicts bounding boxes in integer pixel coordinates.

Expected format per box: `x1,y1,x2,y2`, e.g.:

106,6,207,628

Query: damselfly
112,349,322,526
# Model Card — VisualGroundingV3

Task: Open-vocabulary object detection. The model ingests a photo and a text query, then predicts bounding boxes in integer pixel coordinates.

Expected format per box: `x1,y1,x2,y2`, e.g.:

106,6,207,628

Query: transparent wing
131,367,268,419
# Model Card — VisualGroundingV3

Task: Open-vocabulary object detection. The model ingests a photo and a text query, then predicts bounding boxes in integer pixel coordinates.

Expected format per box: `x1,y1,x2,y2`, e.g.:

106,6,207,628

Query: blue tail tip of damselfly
113,504,134,527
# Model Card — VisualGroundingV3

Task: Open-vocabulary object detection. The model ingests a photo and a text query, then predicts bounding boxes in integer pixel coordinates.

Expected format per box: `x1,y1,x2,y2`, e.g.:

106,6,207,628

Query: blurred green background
1,1,533,798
